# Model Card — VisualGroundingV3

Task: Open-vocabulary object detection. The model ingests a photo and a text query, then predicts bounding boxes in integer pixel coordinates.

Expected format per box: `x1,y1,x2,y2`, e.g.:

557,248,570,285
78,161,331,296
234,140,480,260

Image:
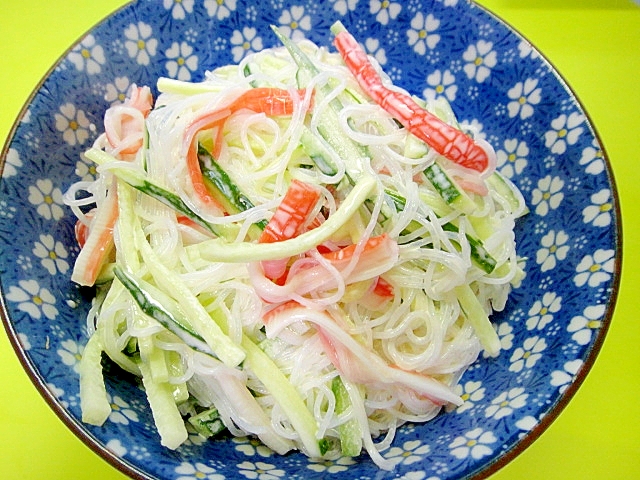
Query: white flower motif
449,428,496,460
509,336,547,372
544,112,585,155
423,69,457,102
459,117,488,140
407,13,440,55
75,156,99,182
4,148,23,177
104,76,131,105
454,380,485,413
28,179,65,220
68,34,105,74
5,280,58,320
370,0,402,25
495,321,514,350
536,230,570,272
462,40,497,83
531,175,564,216
18,332,31,350
573,249,616,288
485,387,528,420
582,189,613,227
550,359,583,394
331,0,358,15
521,415,542,432
57,339,83,373
106,439,128,457
33,234,70,275
163,0,194,19
231,27,263,63
517,40,539,60
108,394,139,425
55,103,91,146
124,22,157,66
567,304,605,346
507,78,541,120
165,41,199,81
237,461,285,480
579,139,605,175
233,436,273,458
175,461,224,480
385,439,431,466
278,6,312,42
47,383,66,407
307,456,356,474
496,138,528,179
204,0,236,20
364,37,387,65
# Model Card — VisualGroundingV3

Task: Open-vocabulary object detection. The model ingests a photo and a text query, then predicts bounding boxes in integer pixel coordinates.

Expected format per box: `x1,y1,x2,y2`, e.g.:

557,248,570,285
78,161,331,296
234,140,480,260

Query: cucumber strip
138,361,188,450
418,188,454,218
332,376,363,457
454,284,501,356
197,144,267,230
79,334,111,426
424,162,476,215
138,332,170,384
207,307,321,456
241,334,322,458
115,180,140,269
486,171,528,217
133,224,246,367
299,126,339,177
188,407,226,438
272,26,366,183
441,223,497,274
187,175,376,263
389,191,497,274
95,285,141,376
113,266,216,357
84,148,229,238
243,63,261,89
166,350,190,404
95,262,116,284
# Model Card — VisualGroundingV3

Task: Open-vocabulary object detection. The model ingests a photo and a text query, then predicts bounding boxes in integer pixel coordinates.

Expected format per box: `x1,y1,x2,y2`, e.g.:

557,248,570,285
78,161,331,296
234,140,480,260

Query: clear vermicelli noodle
66,23,526,470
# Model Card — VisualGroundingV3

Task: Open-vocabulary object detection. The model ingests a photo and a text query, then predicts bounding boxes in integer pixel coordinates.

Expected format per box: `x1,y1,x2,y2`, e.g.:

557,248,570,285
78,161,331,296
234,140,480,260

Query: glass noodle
65,28,526,471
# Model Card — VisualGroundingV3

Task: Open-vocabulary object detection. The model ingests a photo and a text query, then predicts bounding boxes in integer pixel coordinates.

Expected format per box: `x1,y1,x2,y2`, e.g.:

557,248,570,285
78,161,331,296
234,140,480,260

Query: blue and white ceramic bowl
0,1,621,479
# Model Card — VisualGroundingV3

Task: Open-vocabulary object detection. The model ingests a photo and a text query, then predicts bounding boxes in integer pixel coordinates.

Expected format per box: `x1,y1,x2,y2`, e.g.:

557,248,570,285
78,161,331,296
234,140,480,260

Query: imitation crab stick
250,234,399,305
331,21,496,175
71,184,119,286
72,86,153,286
183,88,309,212
259,179,323,281
104,85,153,158
265,305,462,407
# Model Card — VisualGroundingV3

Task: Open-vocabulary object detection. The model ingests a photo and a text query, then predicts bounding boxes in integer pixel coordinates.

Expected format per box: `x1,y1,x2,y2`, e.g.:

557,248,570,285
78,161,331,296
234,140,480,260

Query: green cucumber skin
424,163,462,205
113,266,216,357
197,145,268,230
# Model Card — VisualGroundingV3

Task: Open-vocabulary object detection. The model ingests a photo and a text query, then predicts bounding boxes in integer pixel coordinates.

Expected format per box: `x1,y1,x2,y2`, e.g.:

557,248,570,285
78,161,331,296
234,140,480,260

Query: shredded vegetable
65,24,526,470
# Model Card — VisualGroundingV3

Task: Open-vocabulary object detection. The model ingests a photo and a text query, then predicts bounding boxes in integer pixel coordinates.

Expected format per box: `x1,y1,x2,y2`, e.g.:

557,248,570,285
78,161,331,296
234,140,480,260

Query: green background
1,1,638,478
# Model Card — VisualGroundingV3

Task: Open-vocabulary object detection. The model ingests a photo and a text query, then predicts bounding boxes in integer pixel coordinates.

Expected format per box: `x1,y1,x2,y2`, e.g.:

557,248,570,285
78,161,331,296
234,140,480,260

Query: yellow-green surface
0,1,638,478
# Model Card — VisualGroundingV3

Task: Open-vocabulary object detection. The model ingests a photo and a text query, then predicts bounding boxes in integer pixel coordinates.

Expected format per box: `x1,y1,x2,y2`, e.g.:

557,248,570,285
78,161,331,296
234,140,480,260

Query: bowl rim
0,1,623,479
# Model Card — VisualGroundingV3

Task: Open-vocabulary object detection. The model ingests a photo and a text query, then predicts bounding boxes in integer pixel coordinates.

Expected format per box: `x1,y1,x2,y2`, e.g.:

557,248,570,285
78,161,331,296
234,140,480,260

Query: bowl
0,0,621,479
